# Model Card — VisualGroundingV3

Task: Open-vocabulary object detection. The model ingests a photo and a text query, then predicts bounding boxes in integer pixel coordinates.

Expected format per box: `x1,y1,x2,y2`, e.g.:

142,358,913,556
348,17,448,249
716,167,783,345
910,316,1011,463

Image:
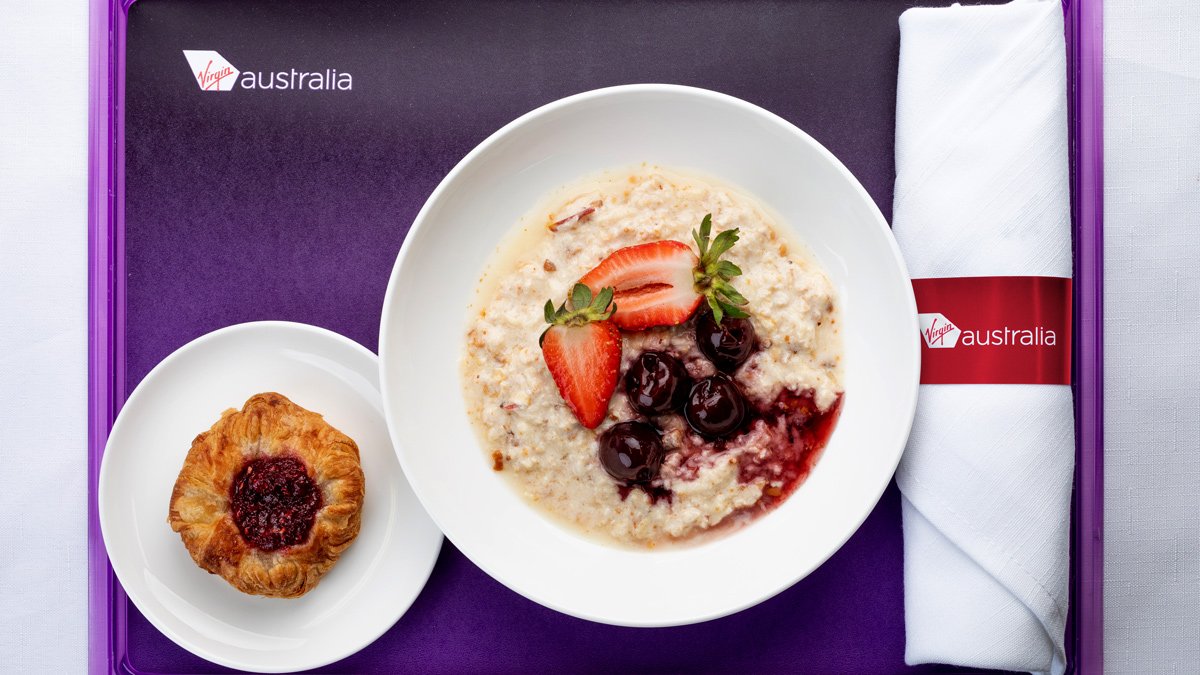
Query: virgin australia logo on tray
918,313,961,349
182,50,353,92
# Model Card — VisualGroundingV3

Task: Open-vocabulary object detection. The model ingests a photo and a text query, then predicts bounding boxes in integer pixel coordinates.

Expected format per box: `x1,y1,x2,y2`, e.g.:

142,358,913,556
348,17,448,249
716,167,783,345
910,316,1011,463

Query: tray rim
1067,0,1104,671
86,0,1105,672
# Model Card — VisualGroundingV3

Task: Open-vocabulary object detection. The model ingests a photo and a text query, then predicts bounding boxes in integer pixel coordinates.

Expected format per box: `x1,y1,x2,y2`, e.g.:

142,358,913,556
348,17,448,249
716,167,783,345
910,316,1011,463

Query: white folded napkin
892,1,1073,673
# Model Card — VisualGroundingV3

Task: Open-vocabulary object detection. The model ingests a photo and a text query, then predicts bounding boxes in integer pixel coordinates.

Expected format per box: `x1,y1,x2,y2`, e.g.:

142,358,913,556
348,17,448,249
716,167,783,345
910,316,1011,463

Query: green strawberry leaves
692,214,750,324
539,283,617,346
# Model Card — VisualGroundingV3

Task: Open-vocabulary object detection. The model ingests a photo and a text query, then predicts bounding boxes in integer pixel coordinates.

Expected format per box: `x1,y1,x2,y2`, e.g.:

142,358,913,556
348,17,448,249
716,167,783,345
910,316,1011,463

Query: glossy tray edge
87,0,118,673
1068,0,1104,672
86,0,1105,673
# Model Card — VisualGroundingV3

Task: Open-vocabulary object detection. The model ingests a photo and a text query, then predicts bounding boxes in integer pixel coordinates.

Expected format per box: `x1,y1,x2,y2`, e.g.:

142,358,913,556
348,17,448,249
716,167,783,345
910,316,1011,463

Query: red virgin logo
183,50,240,92
918,313,961,349
197,62,234,90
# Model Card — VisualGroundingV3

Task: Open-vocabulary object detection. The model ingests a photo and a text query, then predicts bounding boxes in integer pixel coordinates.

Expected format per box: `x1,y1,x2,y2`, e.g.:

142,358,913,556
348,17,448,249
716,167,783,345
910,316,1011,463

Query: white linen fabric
1103,1,1200,672
0,0,89,671
892,1,1073,672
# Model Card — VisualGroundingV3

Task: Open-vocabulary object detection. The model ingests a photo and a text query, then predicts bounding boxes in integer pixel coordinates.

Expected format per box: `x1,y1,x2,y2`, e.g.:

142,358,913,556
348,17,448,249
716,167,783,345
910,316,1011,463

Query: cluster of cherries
598,312,757,487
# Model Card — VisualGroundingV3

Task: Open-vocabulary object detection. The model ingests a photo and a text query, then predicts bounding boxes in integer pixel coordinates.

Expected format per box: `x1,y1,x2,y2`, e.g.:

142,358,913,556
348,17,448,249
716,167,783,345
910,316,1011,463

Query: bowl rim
379,83,920,627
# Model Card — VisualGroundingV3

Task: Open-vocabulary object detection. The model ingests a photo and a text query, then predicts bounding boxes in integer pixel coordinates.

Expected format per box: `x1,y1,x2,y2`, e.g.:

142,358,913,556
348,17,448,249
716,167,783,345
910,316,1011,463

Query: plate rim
97,320,443,673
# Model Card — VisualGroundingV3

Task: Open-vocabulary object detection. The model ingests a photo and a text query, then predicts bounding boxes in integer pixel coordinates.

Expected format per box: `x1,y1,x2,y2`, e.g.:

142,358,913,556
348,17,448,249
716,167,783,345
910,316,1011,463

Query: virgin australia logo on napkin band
912,277,1071,385
919,312,1058,349
182,50,353,92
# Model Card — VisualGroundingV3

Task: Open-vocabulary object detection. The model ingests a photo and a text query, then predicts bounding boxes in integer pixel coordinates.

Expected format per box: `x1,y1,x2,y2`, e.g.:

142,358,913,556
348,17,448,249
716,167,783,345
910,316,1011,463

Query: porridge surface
462,167,842,545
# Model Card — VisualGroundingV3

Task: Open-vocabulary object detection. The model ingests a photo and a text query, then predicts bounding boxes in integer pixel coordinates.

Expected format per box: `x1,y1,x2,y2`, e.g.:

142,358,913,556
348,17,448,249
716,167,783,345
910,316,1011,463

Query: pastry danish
168,392,365,598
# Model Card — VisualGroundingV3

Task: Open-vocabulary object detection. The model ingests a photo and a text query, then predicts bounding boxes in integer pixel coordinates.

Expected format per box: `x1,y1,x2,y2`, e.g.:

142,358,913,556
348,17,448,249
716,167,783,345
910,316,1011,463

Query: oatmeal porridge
461,166,843,546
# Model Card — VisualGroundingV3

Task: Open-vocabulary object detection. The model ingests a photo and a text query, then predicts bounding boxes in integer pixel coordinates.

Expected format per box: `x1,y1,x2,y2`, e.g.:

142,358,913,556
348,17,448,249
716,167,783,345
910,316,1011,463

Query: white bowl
379,85,918,626
99,322,443,672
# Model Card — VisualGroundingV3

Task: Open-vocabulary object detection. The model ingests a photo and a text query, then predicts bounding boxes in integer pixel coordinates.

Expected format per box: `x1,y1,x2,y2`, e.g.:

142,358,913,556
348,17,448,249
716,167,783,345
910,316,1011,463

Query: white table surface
1102,0,1200,672
0,0,89,673
1,0,1196,672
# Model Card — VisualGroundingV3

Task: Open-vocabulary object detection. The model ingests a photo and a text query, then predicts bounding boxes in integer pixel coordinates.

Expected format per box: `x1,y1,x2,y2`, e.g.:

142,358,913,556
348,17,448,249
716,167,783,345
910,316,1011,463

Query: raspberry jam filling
230,456,322,552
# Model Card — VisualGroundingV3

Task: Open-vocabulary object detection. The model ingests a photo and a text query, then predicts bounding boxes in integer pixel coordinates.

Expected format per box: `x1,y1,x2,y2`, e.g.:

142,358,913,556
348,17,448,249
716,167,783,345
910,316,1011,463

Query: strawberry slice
579,240,699,330
540,284,622,429
579,214,750,330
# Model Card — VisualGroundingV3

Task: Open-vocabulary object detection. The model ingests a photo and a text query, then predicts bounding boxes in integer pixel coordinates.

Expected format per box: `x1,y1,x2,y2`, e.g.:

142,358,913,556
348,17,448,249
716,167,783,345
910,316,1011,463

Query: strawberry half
579,240,698,330
579,214,750,329
540,284,622,429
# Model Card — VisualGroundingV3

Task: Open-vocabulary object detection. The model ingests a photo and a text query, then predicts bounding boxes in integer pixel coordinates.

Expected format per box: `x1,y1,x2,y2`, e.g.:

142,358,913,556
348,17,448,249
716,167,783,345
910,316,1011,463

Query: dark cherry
598,421,665,484
696,311,757,372
684,373,748,439
229,456,322,552
623,351,690,416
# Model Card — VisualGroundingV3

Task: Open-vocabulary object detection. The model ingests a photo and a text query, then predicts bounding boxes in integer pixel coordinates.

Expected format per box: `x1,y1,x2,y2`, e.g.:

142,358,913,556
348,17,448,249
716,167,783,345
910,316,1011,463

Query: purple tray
87,0,1104,672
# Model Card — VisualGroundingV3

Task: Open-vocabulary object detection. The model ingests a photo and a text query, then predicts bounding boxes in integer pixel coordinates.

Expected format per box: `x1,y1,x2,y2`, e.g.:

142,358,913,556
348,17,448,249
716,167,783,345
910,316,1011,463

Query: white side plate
99,321,442,673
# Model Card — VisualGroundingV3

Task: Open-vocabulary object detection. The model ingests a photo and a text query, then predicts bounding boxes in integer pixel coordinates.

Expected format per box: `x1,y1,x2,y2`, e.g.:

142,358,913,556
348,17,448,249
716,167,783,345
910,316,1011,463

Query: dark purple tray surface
89,0,1103,672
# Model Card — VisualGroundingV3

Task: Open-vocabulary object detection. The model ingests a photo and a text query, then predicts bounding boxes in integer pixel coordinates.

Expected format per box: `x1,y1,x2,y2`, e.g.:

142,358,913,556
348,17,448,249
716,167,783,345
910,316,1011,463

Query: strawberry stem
540,283,617,345
691,214,749,324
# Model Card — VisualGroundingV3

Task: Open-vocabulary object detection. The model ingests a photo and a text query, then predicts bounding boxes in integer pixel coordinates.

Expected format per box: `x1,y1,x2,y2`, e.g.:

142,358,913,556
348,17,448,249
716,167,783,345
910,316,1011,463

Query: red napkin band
912,276,1072,385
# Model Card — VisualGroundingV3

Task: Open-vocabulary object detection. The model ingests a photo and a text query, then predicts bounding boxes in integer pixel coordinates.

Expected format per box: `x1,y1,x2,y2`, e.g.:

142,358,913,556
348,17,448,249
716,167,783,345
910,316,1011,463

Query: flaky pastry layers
168,392,365,598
